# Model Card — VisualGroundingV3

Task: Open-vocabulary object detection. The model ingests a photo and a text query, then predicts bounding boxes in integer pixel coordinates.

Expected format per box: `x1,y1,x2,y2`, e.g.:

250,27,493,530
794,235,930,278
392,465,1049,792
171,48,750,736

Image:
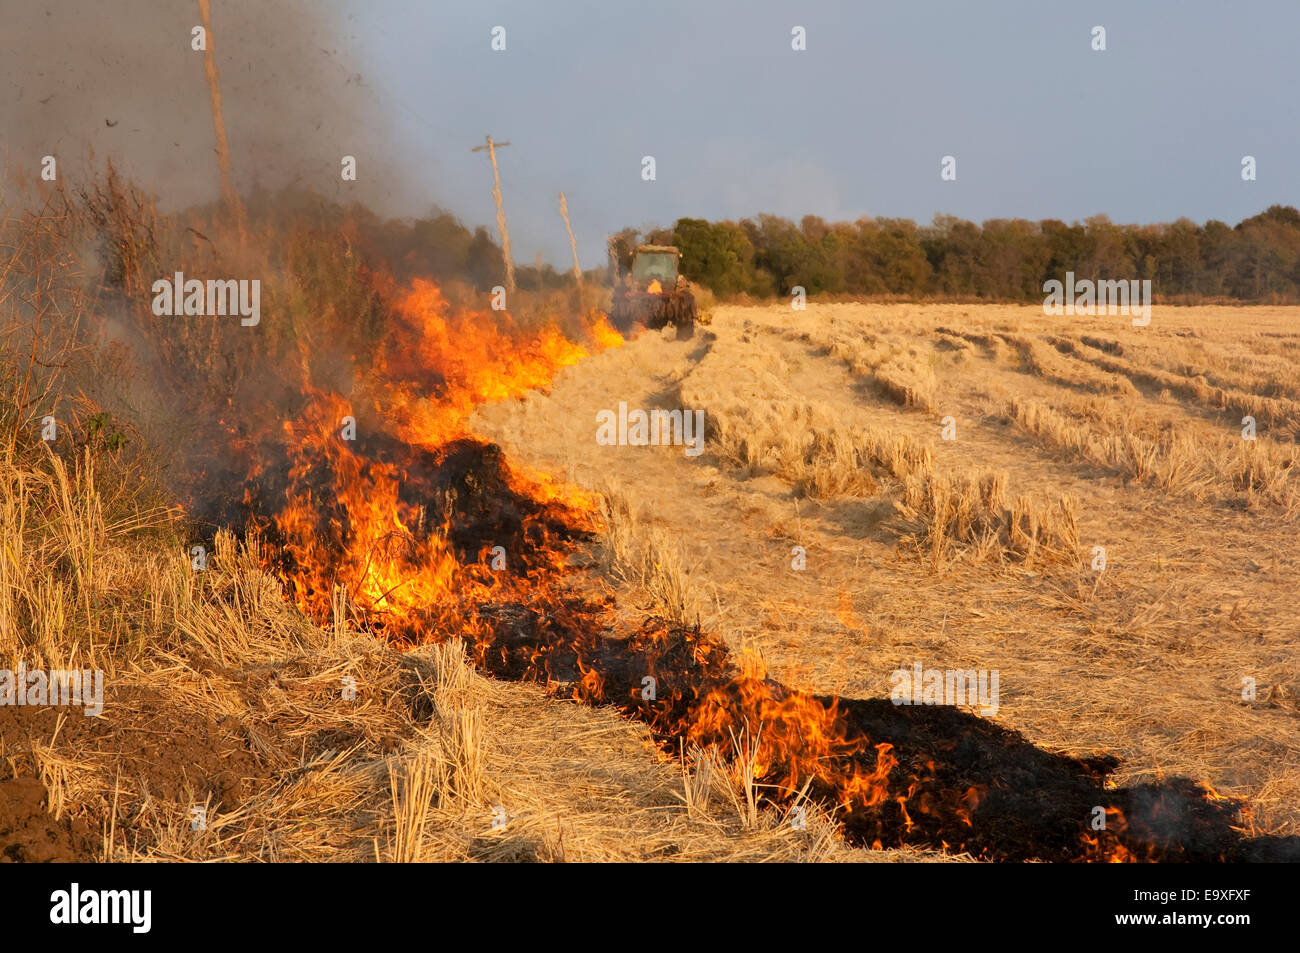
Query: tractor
609,244,697,340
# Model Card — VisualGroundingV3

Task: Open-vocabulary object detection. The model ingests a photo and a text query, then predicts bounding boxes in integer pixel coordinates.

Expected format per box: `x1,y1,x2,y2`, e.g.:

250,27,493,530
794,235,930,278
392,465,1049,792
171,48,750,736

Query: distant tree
871,219,932,296
672,218,756,295
1077,216,1137,282
923,215,979,296
609,206,1300,303
1199,220,1237,298
979,219,1045,299
1235,208,1300,299
798,215,847,294
748,214,805,294
1150,219,1202,294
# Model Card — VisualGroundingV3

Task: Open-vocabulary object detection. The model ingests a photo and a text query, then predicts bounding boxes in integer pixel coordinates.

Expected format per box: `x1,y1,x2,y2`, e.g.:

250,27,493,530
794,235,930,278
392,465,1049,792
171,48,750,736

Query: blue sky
6,1,1297,269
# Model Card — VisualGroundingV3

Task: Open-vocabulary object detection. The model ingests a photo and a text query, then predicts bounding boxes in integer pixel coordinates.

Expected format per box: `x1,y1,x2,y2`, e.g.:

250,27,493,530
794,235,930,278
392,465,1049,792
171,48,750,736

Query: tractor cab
630,245,681,288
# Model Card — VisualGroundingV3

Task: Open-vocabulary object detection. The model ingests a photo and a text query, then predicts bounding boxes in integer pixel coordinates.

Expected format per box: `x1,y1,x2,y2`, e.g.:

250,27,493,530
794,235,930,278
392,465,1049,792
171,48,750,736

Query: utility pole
472,135,515,294
197,0,245,240
557,192,582,286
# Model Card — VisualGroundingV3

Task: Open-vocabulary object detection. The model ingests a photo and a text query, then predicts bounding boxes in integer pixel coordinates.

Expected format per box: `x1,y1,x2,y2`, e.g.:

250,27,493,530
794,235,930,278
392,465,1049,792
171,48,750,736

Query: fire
686,650,895,810
1080,807,1138,862
242,276,620,635
587,312,625,352
646,279,662,294
209,269,1272,861
233,273,916,840
381,278,602,446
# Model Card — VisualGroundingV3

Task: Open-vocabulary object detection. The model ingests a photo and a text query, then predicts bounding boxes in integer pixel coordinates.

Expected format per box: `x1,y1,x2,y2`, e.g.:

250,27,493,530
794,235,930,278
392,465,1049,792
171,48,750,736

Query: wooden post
558,192,582,286
197,0,245,239
472,135,515,294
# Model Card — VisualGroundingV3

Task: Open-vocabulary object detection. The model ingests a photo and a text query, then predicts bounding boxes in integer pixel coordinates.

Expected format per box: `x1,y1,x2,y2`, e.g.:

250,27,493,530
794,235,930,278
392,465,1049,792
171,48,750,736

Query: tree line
237,186,1300,303
612,206,1300,303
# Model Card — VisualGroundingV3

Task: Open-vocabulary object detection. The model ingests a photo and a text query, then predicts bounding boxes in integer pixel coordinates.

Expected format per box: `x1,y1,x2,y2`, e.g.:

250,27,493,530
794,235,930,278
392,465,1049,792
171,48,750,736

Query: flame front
256,279,611,633
211,273,1258,861
234,275,908,832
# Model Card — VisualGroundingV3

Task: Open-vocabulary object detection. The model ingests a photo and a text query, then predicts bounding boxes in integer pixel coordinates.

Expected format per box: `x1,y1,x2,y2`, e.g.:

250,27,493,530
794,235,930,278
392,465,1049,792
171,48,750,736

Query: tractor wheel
674,291,697,340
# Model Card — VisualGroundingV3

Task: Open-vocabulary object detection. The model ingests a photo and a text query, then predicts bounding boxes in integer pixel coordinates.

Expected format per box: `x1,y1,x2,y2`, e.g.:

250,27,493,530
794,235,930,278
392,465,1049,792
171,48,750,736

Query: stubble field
472,302,1300,839
5,295,1298,862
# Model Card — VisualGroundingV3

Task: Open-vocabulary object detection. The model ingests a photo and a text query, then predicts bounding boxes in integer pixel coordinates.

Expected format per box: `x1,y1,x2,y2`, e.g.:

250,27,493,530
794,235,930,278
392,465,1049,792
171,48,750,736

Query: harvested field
3,186,1297,862
471,302,1300,852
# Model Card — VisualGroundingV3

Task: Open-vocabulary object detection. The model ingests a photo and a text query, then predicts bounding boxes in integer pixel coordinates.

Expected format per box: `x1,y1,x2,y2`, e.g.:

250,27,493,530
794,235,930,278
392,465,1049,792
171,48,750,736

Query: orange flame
226,271,1207,862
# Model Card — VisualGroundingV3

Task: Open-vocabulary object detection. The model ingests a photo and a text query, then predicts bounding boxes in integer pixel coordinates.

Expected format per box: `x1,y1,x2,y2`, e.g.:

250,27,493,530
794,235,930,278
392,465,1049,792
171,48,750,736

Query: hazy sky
345,0,1298,266
6,0,1298,268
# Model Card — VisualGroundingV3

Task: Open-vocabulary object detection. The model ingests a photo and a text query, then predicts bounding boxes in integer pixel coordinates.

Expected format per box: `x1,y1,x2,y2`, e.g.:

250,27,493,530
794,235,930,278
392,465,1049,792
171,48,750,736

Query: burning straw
203,271,1296,862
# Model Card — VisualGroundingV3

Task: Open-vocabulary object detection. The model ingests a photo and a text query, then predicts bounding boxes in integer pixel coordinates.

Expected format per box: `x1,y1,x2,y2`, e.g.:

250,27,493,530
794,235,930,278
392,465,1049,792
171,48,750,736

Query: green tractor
609,244,697,340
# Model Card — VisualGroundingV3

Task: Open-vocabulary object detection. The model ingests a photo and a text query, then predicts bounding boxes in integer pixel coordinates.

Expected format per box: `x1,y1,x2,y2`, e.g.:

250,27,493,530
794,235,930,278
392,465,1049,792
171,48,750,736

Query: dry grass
679,342,935,502
999,391,1207,495
894,469,1080,570
1048,334,1300,441
1223,440,1299,507
596,482,703,625
1,182,932,864
9,169,1300,860
823,333,939,411
993,386,1297,508
0,446,179,671
705,399,934,499
997,331,1140,398
472,300,1300,846
0,441,906,862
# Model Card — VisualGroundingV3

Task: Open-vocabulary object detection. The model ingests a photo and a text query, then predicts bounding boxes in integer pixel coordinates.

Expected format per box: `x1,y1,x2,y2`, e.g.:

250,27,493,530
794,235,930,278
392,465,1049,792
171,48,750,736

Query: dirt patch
0,685,264,859
0,776,97,862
